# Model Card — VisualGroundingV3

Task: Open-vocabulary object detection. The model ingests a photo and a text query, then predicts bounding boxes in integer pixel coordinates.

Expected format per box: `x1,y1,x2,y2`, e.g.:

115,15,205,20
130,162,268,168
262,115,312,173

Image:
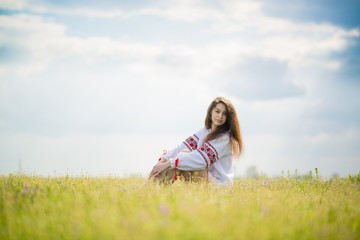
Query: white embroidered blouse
163,128,234,185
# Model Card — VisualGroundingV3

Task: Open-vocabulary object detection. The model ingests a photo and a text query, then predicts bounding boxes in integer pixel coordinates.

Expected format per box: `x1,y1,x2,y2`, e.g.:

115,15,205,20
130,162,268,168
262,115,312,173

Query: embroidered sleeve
183,134,199,151
196,142,219,167
170,133,231,171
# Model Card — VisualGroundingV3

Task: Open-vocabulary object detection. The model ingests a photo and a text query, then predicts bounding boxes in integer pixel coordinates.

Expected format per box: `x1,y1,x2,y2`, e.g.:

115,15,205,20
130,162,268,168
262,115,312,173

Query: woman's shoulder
208,132,232,152
218,131,231,141
209,130,231,143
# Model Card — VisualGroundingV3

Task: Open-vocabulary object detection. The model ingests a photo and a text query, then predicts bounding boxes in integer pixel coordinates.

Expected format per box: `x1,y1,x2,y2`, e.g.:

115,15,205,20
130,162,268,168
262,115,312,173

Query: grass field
1,171,359,240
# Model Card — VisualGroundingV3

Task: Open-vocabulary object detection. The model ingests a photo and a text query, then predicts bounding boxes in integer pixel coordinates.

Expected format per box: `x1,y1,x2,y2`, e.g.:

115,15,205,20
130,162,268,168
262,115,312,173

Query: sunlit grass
1,171,359,239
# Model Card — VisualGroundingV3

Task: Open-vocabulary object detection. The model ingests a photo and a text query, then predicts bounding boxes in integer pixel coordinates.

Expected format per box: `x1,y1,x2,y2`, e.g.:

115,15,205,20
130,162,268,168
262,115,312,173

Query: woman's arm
149,129,203,178
169,133,231,171
149,161,171,179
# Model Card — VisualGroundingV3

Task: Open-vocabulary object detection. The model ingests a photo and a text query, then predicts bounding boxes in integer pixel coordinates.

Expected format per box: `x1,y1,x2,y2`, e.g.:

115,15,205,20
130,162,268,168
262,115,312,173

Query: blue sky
0,0,359,177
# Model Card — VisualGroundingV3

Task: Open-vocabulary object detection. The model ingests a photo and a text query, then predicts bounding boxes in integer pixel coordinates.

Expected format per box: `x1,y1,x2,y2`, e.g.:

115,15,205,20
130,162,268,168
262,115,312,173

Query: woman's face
211,103,227,128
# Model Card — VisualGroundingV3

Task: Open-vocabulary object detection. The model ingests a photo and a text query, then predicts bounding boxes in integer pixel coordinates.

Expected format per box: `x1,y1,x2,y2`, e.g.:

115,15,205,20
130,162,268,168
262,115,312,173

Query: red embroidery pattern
197,149,209,166
183,134,199,151
196,142,219,166
207,142,219,162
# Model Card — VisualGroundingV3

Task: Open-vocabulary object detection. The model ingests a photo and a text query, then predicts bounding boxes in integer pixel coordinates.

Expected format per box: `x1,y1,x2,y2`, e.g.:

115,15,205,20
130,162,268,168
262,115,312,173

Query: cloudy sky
1,0,359,177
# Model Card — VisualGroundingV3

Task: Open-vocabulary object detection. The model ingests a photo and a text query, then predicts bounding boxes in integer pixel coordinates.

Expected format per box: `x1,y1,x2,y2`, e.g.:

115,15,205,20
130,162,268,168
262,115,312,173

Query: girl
149,96,243,185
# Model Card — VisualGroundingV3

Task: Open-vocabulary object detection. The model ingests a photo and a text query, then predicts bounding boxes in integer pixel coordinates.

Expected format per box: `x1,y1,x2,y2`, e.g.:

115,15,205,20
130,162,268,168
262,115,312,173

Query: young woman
149,96,243,185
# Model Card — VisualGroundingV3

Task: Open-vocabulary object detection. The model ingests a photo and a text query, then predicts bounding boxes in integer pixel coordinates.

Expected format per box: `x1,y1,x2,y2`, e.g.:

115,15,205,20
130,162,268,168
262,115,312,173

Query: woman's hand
149,161,171,179
158,157,166,163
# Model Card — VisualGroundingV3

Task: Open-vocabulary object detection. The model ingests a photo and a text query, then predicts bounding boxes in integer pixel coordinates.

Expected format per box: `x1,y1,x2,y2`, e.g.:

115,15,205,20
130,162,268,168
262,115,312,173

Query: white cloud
0,14,164,76
0,0,127,18
0,0,27,9
1,0,358,76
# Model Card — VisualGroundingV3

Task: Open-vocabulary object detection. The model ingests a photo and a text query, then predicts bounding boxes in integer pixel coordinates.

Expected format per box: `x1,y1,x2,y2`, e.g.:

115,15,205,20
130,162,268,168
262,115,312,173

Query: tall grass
1,171,359,239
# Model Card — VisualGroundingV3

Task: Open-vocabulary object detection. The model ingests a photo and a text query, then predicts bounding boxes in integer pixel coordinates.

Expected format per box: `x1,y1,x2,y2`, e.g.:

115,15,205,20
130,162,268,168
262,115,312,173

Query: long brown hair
204,96,243,158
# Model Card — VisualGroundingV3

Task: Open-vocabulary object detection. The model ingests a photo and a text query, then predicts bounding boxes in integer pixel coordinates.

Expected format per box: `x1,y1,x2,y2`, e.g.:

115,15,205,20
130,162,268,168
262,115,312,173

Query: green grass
1,172,360,239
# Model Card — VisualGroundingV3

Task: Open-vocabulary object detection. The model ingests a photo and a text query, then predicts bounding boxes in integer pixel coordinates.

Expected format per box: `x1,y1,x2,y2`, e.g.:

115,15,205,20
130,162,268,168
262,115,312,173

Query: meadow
1,170,359,240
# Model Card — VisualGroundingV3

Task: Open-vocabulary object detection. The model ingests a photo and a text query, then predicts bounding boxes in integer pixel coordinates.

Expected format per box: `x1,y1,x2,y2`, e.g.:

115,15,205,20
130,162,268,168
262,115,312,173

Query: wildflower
21,183,31,195
34,183,39,194
158,203,170,215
